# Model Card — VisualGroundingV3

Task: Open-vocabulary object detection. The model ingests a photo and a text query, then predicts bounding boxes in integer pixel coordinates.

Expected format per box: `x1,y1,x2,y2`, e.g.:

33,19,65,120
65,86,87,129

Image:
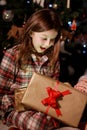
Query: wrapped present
21,72,87,127
15,87,27,112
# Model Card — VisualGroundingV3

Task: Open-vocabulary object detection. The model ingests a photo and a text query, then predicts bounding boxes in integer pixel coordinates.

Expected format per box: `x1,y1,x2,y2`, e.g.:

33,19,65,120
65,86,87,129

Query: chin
35,47,53,56
37,51,45,55
36,49,45,54
37,51,44,54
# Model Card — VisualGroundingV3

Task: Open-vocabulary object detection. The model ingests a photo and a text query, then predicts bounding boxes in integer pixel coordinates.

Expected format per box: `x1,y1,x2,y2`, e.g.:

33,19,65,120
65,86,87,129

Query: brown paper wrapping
21,72,87,127
15,87,26,111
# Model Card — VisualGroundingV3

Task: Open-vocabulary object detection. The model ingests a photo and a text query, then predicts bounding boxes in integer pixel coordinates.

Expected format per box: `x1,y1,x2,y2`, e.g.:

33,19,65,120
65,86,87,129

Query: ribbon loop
41,81,71,116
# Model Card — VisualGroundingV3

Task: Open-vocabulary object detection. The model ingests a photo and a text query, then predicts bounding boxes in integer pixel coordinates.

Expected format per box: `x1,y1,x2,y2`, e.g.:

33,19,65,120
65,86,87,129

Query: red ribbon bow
41,82,71,116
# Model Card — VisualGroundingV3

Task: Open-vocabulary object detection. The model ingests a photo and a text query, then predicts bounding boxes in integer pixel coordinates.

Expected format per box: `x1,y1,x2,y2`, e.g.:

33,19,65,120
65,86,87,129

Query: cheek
32,37,37,46
32,38,40,50
32,36,40,44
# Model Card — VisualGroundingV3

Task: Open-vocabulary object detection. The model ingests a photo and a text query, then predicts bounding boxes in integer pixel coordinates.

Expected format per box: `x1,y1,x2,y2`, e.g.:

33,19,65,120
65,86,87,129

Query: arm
0,48,18,94
74,71,87,93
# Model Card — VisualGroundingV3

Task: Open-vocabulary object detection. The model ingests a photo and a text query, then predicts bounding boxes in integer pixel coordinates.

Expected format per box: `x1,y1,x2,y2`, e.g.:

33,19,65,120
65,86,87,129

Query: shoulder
3,45,20,61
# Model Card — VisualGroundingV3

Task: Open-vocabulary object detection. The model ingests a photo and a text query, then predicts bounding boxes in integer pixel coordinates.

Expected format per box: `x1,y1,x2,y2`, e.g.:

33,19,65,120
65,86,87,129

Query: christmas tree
0,0,87,61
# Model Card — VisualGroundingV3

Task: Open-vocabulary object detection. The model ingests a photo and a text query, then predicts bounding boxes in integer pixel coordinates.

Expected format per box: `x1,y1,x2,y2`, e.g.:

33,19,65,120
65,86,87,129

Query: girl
0,8,79,130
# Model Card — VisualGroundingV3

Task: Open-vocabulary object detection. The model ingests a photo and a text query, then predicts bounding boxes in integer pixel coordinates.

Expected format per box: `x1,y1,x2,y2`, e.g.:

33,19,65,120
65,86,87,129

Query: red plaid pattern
0,45,60,130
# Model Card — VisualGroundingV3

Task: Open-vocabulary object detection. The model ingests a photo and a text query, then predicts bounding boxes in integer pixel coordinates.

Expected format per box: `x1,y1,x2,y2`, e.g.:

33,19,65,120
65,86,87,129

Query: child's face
31,29,58,53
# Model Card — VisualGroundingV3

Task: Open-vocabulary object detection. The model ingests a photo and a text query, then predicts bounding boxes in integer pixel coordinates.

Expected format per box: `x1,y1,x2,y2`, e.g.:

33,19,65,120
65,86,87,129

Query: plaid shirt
0,45,60,130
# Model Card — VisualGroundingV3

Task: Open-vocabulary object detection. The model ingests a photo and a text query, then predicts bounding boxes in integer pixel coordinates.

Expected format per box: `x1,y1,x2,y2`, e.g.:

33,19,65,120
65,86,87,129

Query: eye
51,39,55,42
42,38,47,41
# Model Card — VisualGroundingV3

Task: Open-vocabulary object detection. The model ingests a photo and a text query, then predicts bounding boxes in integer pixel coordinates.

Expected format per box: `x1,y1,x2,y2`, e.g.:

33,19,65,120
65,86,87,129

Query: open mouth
40,46,46,51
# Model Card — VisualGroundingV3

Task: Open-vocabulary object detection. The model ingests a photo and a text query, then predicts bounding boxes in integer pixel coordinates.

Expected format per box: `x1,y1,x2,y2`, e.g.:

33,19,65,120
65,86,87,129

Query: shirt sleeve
0,48,16,94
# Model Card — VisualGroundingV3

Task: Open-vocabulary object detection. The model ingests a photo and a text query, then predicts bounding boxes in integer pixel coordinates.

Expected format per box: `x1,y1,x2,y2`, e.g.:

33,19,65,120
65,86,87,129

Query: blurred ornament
40,0,45,7
53,3,58,9
2,10,14,22
26,0,30,4
48,3,53,8
71,19,77,31
0,0,7,6
67,0,70,8
33,0,45,7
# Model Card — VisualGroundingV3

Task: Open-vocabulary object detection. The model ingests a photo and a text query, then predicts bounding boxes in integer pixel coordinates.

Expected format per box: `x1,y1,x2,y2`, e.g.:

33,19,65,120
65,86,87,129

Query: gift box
21,72,87,127
15,87,27,112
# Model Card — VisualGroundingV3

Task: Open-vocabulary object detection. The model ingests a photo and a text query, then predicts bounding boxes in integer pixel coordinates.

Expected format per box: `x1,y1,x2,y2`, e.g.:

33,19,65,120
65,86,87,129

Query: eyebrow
41,34,58,39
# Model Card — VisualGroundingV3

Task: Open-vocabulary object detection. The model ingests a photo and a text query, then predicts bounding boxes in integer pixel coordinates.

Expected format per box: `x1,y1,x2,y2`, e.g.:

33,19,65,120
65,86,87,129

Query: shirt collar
31,54,48,66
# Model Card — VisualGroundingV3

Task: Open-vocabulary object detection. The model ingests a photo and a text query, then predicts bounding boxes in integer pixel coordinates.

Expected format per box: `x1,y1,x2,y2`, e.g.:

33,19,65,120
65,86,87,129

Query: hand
74,80,87,93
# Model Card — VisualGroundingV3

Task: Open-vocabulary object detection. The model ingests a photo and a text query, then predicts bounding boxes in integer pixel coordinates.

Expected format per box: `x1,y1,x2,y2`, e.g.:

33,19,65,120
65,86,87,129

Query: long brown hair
15,8,61,67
